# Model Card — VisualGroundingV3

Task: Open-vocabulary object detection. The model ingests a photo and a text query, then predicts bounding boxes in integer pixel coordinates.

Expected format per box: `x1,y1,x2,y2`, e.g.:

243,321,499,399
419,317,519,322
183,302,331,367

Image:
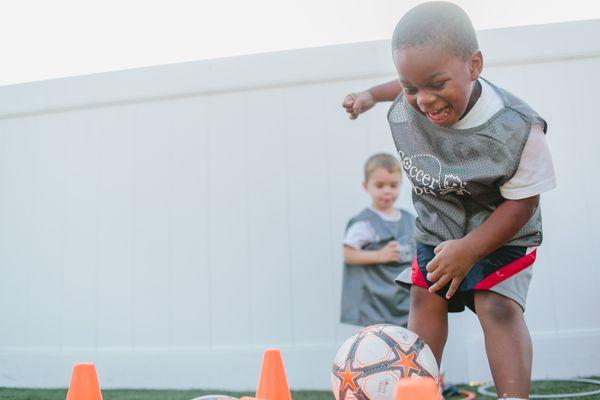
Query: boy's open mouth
426,106,450,124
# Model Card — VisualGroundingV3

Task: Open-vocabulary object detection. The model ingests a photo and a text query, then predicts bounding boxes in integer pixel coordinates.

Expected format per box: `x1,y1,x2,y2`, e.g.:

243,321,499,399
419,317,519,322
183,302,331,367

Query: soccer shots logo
397,150,470,196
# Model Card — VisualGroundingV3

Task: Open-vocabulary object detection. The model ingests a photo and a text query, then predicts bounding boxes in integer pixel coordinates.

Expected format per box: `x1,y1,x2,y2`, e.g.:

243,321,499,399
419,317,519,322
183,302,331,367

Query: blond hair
364,153,402,182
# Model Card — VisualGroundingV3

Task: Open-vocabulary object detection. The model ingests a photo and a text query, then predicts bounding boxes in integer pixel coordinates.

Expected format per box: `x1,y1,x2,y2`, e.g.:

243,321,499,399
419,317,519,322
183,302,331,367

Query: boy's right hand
342,91,376,119
378,241,401,263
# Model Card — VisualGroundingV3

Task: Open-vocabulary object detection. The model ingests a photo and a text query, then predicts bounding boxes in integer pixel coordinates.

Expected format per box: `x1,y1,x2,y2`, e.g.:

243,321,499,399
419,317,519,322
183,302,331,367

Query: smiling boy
342,3,556,399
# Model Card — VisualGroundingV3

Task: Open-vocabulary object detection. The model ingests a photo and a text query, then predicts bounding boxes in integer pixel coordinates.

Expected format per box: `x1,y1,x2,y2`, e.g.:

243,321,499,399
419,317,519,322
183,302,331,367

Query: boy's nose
417,92,436,110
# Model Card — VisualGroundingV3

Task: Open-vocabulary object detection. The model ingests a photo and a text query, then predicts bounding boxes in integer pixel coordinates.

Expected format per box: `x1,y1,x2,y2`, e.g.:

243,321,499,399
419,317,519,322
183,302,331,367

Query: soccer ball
331,324,439,400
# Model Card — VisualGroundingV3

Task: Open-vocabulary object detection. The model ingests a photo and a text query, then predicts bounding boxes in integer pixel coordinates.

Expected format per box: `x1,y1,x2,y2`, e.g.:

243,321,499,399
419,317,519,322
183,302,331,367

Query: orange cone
255,348,292,400
394,377,439,400
66,362,103,400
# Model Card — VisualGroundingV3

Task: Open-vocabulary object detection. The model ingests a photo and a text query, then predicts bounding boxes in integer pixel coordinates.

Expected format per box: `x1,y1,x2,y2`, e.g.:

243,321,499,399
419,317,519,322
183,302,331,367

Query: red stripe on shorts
411,256,428,288
474,249,537,290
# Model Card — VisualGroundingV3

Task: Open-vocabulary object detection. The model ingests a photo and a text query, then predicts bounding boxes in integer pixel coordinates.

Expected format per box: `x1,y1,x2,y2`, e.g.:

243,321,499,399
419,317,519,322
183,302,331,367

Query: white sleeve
500,124,557,200
343,221,378,250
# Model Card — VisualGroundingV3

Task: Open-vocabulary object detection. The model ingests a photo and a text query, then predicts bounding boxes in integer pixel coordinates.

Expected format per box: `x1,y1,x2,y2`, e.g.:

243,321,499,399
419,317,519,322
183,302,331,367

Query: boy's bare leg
475,291,532,399
408,286,448,365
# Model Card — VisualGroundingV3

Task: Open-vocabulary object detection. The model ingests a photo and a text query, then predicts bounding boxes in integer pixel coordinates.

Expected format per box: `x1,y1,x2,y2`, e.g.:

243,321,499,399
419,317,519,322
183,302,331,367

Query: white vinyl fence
0,19,599,389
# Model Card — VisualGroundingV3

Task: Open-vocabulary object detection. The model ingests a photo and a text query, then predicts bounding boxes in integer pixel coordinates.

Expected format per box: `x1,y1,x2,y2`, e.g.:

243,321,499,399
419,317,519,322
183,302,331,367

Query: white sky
1,0,600,87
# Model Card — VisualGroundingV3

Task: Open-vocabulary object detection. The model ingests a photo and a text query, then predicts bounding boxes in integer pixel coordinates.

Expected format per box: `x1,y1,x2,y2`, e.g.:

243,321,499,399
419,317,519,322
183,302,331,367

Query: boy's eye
430,81,446,90
404,87,418,95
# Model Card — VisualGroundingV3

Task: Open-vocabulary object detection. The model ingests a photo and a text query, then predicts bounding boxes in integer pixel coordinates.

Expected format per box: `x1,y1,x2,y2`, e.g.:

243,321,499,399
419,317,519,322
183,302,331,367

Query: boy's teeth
427,106,450,122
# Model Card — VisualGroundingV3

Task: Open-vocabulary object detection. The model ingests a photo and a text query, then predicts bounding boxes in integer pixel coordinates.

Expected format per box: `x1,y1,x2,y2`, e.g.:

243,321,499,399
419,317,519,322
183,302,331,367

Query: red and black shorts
396,242,537,313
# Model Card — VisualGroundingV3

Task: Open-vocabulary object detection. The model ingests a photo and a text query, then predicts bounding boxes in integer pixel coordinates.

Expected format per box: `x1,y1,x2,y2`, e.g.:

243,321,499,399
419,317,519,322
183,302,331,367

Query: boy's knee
410,286,446,312
475,292,523,325
410,286,431,308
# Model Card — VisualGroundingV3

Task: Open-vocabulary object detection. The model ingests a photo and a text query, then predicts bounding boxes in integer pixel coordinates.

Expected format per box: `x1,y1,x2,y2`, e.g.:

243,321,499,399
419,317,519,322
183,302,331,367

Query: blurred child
341,153,416,327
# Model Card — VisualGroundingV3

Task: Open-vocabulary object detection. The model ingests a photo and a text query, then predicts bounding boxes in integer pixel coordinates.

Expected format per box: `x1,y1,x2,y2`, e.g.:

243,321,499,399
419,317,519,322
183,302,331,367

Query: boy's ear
362,181,368,191
469,50,483,81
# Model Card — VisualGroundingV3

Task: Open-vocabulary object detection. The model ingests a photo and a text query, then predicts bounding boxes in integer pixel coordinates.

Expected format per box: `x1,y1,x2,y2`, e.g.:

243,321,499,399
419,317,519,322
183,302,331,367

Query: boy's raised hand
378,241,401,263
342,91,376,119
425,239,479,299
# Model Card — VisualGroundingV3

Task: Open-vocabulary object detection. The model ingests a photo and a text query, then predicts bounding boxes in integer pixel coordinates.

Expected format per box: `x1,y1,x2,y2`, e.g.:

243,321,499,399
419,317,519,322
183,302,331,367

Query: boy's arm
344,241,400,265
368,79,404,102
342,80,403,119
425,195,540,298
344,246,384,265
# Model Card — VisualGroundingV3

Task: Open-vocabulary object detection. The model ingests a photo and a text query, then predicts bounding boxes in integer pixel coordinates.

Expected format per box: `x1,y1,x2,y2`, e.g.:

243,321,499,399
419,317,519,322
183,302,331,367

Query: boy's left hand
425,239,479,299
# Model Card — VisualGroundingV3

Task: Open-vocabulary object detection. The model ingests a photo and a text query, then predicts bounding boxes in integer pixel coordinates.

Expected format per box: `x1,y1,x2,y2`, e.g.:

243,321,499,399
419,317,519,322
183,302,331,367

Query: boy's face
393,44,483,127
363,168,401,211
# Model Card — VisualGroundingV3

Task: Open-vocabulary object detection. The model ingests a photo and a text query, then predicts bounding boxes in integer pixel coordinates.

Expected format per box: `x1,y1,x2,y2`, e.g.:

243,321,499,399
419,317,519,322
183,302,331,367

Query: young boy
341,3,556,399
341,153,415,328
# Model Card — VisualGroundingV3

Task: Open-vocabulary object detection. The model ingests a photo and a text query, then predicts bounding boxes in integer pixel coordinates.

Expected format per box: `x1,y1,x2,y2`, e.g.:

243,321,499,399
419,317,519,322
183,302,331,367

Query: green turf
2,380,600,400
0,389,333,400
454,377,600,399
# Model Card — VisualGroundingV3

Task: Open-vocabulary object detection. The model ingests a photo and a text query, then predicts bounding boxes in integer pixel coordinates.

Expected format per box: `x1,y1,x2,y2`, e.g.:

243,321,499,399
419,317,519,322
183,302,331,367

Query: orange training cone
66,362,103,400
255,348,292,400
394,377,439,400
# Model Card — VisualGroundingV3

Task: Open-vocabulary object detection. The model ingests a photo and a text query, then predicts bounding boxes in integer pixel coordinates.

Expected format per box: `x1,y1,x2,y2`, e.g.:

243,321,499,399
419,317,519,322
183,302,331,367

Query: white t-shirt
343,207,401,250
452,79,557,200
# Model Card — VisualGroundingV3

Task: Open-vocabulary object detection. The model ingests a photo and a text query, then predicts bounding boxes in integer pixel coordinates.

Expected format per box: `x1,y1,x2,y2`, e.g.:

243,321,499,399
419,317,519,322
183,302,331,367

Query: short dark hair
392,1,479,60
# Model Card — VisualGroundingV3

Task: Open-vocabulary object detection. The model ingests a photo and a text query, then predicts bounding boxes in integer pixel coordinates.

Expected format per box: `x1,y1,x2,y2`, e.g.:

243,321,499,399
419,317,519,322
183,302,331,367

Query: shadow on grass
2,379,600,400
0,389,334,400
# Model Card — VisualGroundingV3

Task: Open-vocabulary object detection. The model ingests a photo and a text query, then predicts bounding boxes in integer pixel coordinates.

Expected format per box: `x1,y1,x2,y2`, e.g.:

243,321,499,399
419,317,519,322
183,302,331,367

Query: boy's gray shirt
341,208,415,327
387,79,547,247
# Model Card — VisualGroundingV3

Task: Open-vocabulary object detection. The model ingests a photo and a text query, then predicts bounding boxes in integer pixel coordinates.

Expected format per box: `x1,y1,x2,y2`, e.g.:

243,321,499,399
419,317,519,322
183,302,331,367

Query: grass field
2,379,600,400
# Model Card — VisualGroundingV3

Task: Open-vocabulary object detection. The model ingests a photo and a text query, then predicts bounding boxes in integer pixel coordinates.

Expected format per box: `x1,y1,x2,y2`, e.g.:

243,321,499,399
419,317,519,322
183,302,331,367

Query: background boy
341,153,415,328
